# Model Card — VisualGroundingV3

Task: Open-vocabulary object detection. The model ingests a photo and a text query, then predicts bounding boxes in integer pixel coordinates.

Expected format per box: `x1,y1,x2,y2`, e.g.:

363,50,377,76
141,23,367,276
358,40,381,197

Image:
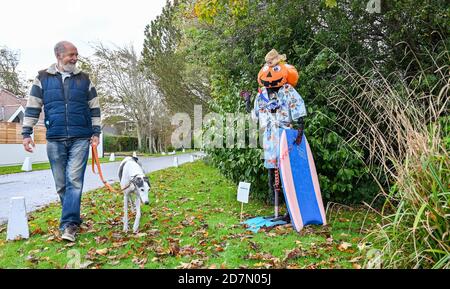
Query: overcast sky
0,0,167,81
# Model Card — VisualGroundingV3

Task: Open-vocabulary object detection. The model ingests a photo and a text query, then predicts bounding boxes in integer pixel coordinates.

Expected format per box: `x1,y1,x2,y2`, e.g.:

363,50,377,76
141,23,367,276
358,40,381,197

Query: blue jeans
47,139,90,231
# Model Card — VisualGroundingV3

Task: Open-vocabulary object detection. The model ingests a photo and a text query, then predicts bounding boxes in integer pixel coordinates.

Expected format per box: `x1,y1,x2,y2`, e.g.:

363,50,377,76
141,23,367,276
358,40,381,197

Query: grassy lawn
0,157,124,176
0,161,376,269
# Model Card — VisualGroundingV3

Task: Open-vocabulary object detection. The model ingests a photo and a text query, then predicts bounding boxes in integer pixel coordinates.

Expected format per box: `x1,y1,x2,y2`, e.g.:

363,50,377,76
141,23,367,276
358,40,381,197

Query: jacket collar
46,63,81,75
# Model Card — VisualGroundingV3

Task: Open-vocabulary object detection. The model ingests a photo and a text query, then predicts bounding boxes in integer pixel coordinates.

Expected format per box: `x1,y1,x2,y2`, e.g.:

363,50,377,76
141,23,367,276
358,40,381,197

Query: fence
0,122,46,144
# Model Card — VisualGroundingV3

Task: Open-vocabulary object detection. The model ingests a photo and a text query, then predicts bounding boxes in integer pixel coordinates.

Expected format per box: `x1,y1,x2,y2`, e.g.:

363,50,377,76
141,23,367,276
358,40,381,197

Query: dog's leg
133,196,141,233
123,193,129,232
129,194,135,213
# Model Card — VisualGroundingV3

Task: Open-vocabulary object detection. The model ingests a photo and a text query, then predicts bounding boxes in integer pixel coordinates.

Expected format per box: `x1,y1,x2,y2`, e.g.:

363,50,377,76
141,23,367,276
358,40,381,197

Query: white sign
237,182,251,203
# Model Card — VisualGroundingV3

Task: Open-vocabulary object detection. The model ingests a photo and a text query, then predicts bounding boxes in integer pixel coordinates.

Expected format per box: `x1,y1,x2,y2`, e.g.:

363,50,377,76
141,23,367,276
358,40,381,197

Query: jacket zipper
60,75,69,138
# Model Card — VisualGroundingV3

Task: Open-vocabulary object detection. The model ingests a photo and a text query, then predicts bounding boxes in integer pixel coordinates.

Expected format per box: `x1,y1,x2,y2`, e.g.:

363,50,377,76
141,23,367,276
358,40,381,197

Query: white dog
118,157,150,233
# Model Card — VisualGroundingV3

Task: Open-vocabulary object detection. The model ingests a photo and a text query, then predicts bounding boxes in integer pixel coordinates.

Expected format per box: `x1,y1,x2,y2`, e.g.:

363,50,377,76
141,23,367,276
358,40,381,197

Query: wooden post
240,202,244,223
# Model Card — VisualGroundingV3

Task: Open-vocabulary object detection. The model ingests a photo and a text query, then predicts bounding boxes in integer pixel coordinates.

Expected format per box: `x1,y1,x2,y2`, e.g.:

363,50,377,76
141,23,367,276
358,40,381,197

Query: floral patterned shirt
252,84,307,168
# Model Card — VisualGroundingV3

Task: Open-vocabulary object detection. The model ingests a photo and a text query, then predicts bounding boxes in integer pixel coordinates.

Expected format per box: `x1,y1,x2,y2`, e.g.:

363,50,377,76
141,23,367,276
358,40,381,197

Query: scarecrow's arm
288,87,307,145
293,117,305,145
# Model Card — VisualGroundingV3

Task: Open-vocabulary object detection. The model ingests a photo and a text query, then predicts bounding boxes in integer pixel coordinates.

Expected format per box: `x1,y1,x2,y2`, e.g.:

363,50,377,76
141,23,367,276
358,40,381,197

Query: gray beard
59,63,76,73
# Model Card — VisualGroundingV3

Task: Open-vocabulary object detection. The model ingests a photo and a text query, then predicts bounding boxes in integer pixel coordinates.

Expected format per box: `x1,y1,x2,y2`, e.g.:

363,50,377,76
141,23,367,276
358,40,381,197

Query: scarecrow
243,49,307,223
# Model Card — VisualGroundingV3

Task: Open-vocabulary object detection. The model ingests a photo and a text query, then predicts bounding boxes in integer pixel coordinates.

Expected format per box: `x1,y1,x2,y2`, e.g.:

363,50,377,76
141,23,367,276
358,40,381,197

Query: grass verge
0,161,376,269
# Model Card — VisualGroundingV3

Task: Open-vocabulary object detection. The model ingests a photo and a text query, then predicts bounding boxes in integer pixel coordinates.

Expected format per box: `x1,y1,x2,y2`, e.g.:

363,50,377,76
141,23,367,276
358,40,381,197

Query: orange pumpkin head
258,63,299,88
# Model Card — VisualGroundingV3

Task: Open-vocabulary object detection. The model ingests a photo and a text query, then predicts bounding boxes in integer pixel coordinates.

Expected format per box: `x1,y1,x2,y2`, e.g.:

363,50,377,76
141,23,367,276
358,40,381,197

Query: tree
91,43,167,152
0,46,25,96
142,0,210,116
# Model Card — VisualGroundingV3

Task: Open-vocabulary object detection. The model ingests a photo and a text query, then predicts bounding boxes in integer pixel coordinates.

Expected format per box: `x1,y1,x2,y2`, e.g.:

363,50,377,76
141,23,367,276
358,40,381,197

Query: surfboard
278,129,326,232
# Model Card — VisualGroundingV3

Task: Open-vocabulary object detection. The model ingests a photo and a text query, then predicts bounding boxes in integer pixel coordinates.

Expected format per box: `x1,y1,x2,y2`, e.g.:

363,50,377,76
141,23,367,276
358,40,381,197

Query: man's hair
54,41,74,57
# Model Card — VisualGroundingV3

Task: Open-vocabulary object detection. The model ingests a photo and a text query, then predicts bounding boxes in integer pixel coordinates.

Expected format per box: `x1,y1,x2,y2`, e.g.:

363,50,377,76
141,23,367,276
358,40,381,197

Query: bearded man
22,41,101,242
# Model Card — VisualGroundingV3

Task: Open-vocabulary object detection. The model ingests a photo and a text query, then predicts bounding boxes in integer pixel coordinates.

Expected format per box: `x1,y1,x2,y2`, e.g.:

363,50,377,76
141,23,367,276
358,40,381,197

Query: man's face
57,44,78,72
59,45,78,65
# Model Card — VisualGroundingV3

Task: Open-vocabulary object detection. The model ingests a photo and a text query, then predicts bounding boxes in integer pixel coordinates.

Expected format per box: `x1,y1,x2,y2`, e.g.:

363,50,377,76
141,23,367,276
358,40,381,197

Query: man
246,49,306,222
22,41,101,242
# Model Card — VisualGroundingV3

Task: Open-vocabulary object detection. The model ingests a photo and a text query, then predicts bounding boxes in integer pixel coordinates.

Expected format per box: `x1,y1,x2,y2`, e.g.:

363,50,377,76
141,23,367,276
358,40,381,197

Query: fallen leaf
95,248,109,255
177,259,204,269
357,242,372,251
179,245,197,256
134,233,147,238
248,241,260,251
31,228,45,235
349,256,362,263
132,257,147,268
337,242,352,252
283,248,305,261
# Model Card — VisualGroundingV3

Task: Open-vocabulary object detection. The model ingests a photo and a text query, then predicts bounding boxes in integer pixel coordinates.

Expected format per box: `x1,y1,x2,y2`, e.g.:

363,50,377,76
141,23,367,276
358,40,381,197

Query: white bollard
133,151,137,158
190,155,194,162
7,197,29,240
182,149,185,153
109,153,115,162
173,157,179,167
21,157,32,172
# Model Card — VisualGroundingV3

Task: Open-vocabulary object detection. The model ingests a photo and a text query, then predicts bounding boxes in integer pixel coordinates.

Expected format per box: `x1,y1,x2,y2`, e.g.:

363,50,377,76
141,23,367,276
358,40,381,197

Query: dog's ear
132,157,139,162
143,176,150,187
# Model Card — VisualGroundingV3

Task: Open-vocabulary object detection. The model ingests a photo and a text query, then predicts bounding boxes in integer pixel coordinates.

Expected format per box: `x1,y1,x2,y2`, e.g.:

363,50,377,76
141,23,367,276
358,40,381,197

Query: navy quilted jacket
22,64,101,139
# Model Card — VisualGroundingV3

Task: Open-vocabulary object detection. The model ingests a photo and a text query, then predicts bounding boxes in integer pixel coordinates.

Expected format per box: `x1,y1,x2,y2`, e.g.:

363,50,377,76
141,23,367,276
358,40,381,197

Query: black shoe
61,224,78,242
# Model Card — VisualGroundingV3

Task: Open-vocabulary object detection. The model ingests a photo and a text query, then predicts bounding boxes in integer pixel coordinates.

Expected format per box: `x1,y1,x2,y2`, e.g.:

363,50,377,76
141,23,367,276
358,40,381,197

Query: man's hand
23,137,35,153
91,135,100,147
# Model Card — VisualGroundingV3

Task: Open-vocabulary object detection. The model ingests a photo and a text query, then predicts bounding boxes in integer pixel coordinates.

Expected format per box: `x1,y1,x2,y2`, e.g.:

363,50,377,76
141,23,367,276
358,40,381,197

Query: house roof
0,88,44,124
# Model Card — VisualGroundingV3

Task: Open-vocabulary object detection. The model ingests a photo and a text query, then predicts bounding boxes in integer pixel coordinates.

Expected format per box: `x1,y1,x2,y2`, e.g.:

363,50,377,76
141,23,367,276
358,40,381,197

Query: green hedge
103,135,138,152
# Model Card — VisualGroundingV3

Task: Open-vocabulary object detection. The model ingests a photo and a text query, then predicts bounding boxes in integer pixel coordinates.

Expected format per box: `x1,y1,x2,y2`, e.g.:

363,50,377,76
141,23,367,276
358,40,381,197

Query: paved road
0,153,198,224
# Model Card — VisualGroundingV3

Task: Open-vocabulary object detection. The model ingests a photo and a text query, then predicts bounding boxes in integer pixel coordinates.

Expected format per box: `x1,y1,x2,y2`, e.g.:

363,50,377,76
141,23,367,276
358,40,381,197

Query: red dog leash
91,144,117,192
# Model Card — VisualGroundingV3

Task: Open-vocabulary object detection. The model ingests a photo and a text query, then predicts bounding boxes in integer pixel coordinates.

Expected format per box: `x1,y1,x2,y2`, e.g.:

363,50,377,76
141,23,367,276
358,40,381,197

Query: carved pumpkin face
258,64,288,88
258,63,299,88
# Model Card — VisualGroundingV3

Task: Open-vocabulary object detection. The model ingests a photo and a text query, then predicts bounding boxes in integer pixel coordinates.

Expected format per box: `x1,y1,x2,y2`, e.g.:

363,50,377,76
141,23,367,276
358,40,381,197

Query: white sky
0,0,167,81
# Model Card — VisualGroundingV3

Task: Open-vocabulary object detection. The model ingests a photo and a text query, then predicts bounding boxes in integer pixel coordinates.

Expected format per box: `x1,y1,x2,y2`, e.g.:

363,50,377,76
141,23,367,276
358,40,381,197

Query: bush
103,135,138,152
